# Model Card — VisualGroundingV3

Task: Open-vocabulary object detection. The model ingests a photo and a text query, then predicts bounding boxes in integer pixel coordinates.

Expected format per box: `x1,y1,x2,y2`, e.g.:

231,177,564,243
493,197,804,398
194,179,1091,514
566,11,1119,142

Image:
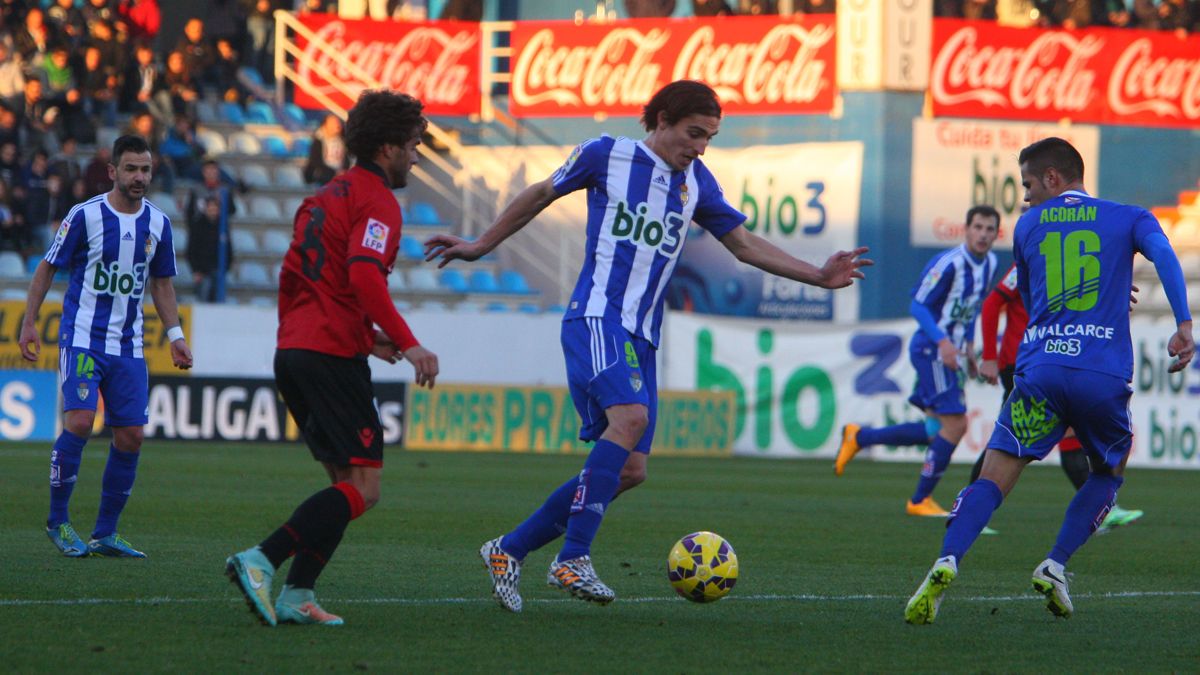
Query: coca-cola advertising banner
931,18,1200,128
509,16,836,117
293,14,481,116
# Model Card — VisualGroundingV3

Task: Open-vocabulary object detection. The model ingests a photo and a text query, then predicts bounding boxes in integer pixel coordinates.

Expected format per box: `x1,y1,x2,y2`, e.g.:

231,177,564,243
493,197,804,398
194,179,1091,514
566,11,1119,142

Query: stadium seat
439,268,468,293
175,259,192,280
409,201,442,225
394,298,412,311
0,251,26,278
45,289,64,301
290,136,311,158
195,100,219,125
407,267,441,292
517,302,541,314
25,254,40,275
245,101,278,125
486,302,510,313
219,102,246,125
1179,252,1200,278
0,287,26,299
248,295,275,308
249,196,284,221
453,300,483,313
239,164,272,189
195,128,227,156
282,197,305,217
233,195,249,216
387,269,406,290
171,226,188,253
400,234,425,261
236,261,271,286
468,269,499,293
283,103,309,128
270,262,282,281
420,300,449,312
546,303,567,314
229,132,263,156
232,229,260,255
149,192,180,219
263,135,290,158
261,229,291,256
498,269,533,294
97,127,120,153
274,165,306,189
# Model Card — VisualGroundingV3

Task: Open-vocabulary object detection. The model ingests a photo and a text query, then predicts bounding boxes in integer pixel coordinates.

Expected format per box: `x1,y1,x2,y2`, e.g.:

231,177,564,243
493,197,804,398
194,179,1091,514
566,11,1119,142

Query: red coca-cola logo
671,24,831,105
1108,38,1200,120
511,28,668,107
298,21,478,107
931,26,1102,112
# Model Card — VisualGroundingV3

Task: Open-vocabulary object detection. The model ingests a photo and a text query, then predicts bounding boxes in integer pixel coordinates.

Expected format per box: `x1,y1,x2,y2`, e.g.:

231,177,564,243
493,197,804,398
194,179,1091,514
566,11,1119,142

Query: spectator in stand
1,0,27,33
118,0,161,46
18,78,60,154
692,0,733,15
187,158,238,224
87,19,126,78
20,149,51,252
32,171,69,250
0,179,21,254
187,195,234,303
794,0,834,12
205,0,245,50
244,0,278,80
14,8,57,76
938,0,999,18
297,0,338,14
120,43,161,115
161,114,206,183
77,45,119,129
212,38,243,103
0,141,20,187
47,0,87,48
122,110,163,184
67,175,86,208
41,45,91,143
440,0,485,19
1158,0,1195,34
304,113,349,186
82,144,113,195
177,18,215,90
1129,0,1161,29
82,0,118,31
1034,0,1093,27
163,49,199,121
0,42,26,110
50,135,81,186
737,0,775,14
0,106,19,147
1101,0,1132,26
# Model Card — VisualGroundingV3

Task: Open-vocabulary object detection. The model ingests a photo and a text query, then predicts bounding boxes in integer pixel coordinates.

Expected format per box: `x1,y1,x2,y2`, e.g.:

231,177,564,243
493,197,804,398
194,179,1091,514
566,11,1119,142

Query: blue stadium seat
25,254,41,275
195,100,219,125
498,269,532,294
517,303,541,314
400,235,425,261
486,302,510,313
468,269,499,293
409,201,441,225
439,268,468,293
246,101,278,125
290,136,311,158
241,66,266,88
263,135,290,158
219,102,246,125
407,267,441,292
546,303,567,314
284,103,309,127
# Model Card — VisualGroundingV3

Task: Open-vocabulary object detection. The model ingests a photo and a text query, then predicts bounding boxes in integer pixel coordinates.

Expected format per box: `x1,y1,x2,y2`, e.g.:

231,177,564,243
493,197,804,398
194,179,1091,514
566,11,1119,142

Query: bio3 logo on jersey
948,298,978,323
610,201,685,256
92,261,147,298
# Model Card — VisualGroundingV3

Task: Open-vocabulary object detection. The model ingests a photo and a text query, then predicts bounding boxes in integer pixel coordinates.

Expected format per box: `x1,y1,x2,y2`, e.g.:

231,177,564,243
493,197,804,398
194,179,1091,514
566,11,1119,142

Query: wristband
167,326,185,342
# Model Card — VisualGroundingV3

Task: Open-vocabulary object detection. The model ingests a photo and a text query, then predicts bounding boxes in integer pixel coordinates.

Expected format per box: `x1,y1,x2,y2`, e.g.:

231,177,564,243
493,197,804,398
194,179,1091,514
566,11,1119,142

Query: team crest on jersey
679,183,689,206
144,235,153,256
362,218,389,254
629,370,643,393
77,383,89,401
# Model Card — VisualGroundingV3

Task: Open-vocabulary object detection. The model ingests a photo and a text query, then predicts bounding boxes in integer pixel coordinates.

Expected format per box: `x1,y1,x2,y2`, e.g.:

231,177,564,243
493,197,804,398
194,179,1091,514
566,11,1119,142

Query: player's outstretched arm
718,227,872,288
423,179,560,268
19,260,59,362
148,276,194,369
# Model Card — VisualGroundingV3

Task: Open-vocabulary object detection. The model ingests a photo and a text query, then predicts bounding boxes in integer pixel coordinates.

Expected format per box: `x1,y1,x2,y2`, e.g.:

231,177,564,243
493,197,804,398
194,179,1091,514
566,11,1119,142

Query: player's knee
619,465,647,492
64,411,95,438
610,408,649,444
112,427,144,452
939,415,968,442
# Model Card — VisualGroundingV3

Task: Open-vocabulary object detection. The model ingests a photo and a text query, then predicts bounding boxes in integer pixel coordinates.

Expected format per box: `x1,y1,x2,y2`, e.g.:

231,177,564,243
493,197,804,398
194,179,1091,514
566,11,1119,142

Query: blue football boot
46,522,90,557
87,533,147,558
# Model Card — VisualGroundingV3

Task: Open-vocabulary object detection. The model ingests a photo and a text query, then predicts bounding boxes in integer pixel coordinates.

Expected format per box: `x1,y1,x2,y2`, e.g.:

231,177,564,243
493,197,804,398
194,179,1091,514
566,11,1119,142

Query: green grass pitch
2,441,1198,672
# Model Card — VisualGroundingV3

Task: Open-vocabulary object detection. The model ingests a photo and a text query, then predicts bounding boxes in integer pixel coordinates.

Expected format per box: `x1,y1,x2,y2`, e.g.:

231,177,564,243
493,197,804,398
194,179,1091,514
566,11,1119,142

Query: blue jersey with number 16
1013,190,1164,381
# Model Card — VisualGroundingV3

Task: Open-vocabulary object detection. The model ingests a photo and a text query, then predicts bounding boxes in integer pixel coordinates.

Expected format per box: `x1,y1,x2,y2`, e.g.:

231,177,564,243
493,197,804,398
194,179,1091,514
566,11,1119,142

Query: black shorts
274,348,384,468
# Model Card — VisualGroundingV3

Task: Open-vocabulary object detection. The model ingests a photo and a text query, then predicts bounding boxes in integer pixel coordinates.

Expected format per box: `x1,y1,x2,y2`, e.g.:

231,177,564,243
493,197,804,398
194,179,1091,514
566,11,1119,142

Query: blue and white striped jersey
910,243,996,351
44,194,177,358
552,135,744,346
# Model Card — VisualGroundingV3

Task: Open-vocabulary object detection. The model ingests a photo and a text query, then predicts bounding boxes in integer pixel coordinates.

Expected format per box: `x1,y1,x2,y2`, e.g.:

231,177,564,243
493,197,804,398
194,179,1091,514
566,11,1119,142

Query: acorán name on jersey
92,261,147,299
611,201,685,255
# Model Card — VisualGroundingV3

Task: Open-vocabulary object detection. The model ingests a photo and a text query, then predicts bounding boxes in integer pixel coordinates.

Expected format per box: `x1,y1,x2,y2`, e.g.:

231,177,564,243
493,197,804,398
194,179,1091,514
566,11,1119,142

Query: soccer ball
667,531,739,603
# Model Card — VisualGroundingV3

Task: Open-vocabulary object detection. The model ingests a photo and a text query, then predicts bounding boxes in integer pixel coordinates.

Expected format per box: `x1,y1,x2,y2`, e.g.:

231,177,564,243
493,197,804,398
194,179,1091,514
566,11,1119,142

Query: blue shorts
561,317,657,454
907,341,966,415
987,365,1133,469
59,347,149,427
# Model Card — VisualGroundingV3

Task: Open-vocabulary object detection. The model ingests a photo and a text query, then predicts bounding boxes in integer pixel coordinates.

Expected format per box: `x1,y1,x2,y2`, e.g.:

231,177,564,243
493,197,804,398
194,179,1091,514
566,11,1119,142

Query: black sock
286,525,348,590
258,486,352,570
1060,449,1091,491
969,451,985,484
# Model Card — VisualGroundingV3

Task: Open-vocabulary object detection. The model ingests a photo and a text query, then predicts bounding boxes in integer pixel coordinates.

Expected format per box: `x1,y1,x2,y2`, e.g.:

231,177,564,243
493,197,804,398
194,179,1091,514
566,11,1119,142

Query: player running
426,79,872,612
904,137,1194,624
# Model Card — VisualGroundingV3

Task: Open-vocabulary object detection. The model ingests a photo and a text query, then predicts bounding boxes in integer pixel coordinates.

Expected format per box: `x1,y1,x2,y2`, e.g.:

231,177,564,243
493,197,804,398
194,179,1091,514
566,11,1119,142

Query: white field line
2,590,1198,608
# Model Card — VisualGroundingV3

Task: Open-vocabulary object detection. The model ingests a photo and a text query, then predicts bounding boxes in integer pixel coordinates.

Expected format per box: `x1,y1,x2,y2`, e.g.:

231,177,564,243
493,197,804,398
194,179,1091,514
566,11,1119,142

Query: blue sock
911,435,957,503
558,439,630,561
93,445,140,539
856,422,929,448
1049,474,1123,565
500,475,577,560
48,431,88,527
941,479,1004,561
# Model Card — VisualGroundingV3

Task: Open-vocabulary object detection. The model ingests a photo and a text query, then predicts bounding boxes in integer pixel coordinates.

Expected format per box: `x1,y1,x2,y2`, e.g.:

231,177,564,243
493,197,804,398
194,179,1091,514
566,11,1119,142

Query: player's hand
403,345,439,388
423,234,484,269
1167,320,1194,373
1129,284,1139,313
965,348,980,380
170,338,193,370
938,338,959,370
371,333,399,364
979,359,999,385
18,320,40,362
817,247,873,289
